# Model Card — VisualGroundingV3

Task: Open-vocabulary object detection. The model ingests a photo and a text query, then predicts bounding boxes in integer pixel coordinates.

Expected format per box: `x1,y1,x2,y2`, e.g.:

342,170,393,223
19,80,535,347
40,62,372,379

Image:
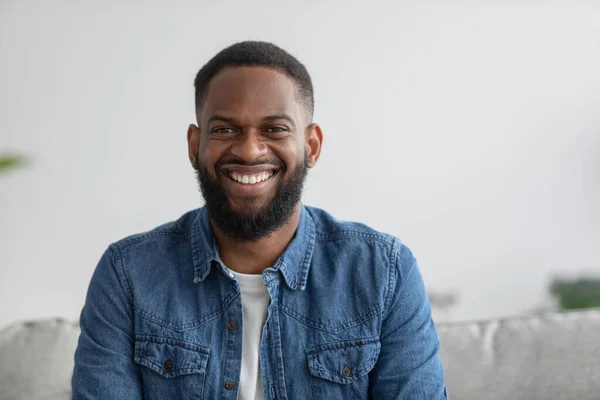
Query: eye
264,126,288,133
212,127,237,134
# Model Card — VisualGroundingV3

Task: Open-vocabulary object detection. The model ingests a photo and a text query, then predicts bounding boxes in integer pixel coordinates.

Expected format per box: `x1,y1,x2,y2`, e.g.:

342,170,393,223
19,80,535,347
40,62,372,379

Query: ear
187,124,200,169
305,123,323,168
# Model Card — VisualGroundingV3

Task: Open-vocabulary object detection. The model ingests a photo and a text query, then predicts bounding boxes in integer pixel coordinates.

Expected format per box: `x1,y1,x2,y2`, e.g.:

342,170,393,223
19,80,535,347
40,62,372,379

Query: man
72,41,447,399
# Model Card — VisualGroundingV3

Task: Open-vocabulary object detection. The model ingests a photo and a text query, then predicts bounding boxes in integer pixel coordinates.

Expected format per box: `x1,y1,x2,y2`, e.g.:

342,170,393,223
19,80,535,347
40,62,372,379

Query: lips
227,170,275,185
219,165,281,197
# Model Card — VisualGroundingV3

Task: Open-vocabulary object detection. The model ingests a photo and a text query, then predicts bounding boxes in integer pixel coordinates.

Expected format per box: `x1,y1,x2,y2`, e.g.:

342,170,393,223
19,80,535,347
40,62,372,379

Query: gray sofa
1,308,599,399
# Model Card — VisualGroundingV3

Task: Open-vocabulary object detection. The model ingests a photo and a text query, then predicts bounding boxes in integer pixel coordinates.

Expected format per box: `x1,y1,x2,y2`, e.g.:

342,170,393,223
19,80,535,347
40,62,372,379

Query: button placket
221,270,243,397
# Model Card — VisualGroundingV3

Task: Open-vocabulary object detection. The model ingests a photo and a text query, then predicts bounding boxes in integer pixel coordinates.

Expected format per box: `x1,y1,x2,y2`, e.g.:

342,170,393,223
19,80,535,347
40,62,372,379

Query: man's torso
103,205,403,399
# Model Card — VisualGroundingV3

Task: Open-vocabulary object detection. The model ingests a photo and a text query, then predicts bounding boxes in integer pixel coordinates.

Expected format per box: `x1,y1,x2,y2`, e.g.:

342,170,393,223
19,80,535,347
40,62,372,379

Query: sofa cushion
438,308,600,400
0,318,80,400
1,309,599,399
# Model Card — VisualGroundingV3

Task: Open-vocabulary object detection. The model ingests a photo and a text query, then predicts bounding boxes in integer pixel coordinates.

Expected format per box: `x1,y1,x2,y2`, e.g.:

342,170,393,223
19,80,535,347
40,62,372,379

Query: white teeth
228,171,274,185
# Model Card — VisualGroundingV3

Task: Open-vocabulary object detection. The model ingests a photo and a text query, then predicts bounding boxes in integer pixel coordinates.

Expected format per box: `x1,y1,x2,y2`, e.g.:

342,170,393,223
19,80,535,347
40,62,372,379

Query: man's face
188,66,321,241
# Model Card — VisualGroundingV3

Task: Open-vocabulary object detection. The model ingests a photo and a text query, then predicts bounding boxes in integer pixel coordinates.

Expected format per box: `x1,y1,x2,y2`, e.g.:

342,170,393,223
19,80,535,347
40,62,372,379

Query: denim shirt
72,205,447,399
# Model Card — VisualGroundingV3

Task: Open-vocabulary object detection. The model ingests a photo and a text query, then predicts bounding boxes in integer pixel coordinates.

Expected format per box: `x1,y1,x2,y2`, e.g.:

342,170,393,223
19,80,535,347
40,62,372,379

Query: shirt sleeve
368,242,448,399
71,245,143,399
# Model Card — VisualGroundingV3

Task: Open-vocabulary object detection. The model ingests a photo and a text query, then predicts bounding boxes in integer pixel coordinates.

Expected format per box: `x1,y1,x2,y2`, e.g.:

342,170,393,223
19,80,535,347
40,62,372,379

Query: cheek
285,151,306,172
198,143,224,169
272,141,303,167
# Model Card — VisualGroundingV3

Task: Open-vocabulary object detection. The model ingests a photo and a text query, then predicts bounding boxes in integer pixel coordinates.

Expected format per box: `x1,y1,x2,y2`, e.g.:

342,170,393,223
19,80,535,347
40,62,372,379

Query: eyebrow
262,114,296,127
207,114,237,125
207,113,296,128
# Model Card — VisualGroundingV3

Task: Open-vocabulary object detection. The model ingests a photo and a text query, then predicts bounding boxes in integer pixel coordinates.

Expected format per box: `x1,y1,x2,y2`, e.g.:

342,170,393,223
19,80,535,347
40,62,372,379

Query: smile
227,170,276,185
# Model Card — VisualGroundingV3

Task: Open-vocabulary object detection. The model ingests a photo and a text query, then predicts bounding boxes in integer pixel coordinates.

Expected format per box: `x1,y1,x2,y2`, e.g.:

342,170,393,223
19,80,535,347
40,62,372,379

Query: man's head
187,41,322,242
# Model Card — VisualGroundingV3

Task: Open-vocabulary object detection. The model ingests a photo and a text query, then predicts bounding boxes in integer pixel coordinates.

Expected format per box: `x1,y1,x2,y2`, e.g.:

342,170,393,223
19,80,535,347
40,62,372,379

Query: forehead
201,66,302,122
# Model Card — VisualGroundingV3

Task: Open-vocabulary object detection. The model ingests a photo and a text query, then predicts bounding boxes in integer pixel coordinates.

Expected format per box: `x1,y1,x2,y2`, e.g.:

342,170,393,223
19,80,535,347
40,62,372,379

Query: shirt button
163,359,174,373
342,367,351,377
227,321,237,331
224,381,235,390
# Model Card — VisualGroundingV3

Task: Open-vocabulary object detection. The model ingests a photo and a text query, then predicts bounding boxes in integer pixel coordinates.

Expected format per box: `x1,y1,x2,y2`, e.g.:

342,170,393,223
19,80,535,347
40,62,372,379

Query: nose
230,130,268,162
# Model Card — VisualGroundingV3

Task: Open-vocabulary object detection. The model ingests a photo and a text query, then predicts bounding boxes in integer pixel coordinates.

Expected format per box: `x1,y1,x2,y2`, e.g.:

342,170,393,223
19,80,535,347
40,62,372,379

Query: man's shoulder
305,205,417,272
305,205,398,248
109,208,201,251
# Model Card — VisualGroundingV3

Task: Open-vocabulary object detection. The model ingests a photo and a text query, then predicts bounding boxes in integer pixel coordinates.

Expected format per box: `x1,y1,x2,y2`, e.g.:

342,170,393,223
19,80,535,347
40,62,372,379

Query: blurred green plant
0,153,29,174
550,277,600,310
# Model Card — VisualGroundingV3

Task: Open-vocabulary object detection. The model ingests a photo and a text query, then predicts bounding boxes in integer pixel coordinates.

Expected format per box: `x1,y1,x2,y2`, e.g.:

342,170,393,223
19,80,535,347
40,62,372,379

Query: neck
211,203,302,274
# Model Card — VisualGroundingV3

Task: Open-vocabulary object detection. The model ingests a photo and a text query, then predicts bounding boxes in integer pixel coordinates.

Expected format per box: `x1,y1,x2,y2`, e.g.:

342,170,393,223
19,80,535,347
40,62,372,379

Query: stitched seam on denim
133,289,240,331
135,334,211,353
392,250,420,319
306,338,380,383
355,350,380,378
282,215,316,290
281,305,381,332
135,357,204,377
280,304,382,333
264,274,278,286
192,210,218,282
309,371,319,400
199,357,208,399
315,230,395,245
134,305,225,332
191,215,206,281
117,230,187,248
315,355,375,383
297,212,316,290
110,244,135,317
305,337,379,354
382,238,400,320
134,336,209,377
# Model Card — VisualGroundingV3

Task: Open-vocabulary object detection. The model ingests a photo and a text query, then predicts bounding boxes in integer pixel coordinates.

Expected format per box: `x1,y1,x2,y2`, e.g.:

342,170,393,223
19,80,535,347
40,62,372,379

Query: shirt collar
190,205,315,291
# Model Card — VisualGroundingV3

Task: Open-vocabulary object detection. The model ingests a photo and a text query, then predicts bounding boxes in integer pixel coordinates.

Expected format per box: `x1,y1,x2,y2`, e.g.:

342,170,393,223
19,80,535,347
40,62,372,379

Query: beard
194,152,308,243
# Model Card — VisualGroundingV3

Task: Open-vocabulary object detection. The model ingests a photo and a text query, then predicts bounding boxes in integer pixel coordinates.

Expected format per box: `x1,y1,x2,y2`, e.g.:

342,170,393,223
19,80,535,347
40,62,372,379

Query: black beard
194,153,308,243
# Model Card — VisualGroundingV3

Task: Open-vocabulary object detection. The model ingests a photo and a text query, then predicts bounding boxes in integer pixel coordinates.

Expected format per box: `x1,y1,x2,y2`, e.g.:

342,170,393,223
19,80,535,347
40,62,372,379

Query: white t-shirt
230,270,270,400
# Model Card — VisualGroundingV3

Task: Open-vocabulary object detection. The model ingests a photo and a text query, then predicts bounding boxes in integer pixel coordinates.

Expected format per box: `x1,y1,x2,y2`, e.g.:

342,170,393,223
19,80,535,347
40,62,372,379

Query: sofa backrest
1,309,599,399
437,308,600,400
0,318,79,400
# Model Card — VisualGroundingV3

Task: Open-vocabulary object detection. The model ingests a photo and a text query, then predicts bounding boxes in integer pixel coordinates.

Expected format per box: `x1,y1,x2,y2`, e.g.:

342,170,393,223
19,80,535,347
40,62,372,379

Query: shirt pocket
306,337,380,399
134,335,210,399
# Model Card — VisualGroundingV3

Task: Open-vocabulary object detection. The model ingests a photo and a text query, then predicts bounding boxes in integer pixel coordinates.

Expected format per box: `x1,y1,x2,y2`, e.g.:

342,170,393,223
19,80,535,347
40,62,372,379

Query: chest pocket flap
306,337,381,384
134,335,210,378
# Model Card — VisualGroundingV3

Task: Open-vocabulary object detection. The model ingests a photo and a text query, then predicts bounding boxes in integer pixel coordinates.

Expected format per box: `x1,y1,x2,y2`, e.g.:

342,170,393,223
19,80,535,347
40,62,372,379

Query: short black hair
194,41,314,119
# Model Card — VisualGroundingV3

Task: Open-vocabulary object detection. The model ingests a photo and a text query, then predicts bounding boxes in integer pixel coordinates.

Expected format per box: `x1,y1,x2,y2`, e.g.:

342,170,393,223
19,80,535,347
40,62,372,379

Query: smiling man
72,41,447,399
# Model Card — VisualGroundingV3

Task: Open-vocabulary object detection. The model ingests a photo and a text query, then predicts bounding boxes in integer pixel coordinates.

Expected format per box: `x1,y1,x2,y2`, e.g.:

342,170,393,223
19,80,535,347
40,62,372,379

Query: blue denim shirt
72,205,447,399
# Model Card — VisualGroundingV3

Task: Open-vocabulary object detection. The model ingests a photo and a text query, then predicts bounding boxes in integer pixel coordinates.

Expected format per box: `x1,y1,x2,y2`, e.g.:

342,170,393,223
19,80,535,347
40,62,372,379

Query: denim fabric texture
72,205,447,399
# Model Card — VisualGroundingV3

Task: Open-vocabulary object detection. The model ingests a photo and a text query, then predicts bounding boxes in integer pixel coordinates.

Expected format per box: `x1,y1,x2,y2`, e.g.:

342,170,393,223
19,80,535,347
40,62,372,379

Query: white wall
1,0,599,329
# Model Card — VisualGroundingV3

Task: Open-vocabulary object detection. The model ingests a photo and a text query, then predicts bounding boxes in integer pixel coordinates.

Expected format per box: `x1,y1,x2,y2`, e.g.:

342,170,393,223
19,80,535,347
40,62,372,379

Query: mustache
214,157,286,171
